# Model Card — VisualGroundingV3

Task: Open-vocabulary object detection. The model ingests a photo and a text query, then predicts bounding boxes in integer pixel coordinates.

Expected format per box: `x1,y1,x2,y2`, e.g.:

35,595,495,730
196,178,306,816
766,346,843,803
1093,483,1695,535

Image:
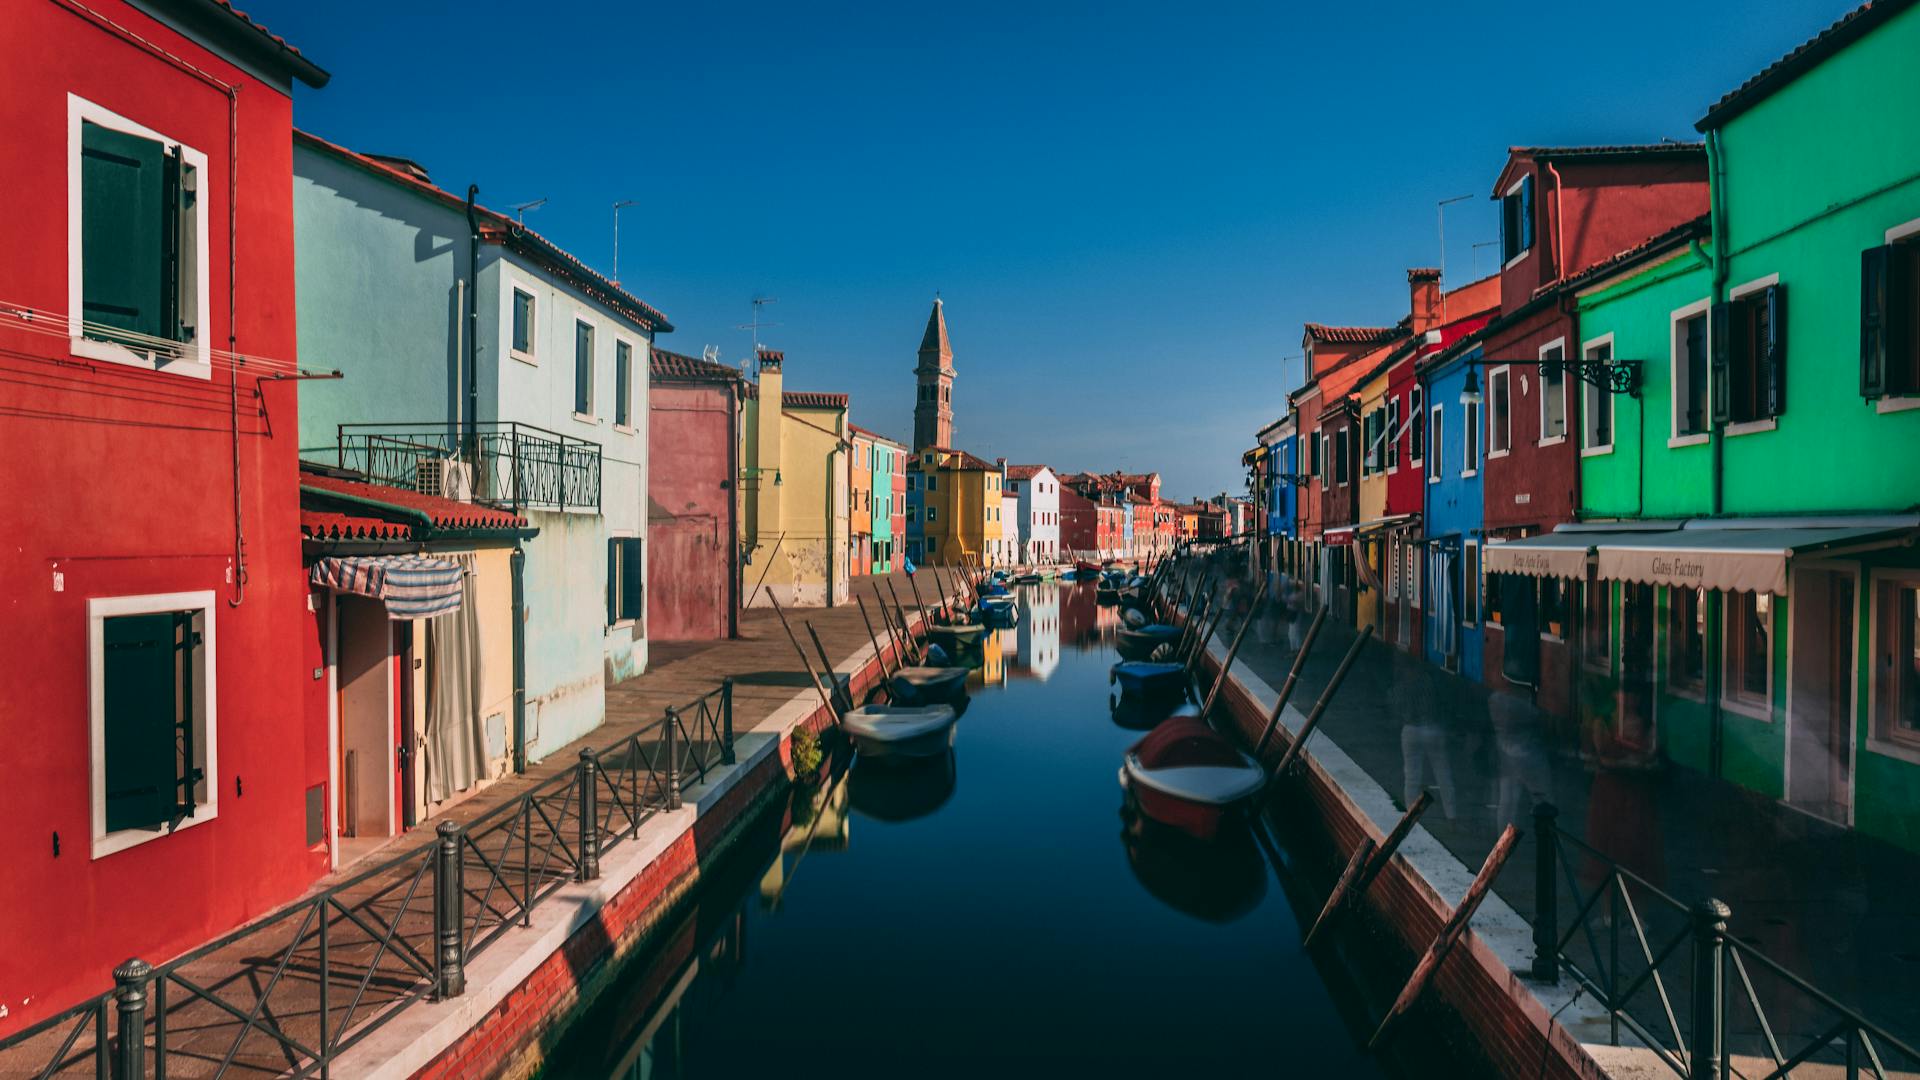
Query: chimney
1408,267,1443,336
755,349,784,538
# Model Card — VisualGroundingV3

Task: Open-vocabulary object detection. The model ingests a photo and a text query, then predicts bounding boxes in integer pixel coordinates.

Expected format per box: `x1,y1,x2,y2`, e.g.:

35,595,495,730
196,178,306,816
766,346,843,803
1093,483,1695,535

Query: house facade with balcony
292,132,669,765
0,0,329,1032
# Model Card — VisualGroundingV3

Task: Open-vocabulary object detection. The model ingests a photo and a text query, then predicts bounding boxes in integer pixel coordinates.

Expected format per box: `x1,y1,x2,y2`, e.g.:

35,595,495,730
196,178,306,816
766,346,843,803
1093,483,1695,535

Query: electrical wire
0,302,338,378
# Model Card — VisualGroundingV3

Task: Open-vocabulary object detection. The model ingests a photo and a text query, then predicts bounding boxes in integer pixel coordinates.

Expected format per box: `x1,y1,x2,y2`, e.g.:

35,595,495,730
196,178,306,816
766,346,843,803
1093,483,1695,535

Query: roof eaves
1697,0,1917,131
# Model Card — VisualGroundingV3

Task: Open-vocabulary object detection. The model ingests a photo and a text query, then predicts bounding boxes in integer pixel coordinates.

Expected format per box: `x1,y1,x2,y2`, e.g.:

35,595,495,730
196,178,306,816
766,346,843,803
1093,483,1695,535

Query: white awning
1482,532,1613,579
1486,521,1917,594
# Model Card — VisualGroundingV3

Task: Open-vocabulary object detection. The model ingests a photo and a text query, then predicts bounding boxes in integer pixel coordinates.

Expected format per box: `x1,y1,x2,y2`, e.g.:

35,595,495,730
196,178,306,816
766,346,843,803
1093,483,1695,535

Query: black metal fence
333,421,602,514
1531,801,1920,1079
0,681,735,1079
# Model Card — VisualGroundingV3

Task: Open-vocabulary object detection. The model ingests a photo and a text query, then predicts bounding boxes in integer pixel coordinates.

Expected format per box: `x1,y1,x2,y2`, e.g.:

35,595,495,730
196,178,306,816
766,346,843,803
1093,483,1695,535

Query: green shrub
790,726,823,777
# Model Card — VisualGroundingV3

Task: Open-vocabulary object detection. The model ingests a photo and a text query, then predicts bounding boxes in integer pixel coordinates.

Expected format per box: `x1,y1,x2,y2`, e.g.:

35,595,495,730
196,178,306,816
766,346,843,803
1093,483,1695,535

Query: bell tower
912,298,954,452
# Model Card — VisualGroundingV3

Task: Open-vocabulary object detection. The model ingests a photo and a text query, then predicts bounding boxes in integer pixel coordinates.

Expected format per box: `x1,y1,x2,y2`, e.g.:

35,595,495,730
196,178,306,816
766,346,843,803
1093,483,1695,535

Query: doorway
1788,567,1856,824
336,595,398,852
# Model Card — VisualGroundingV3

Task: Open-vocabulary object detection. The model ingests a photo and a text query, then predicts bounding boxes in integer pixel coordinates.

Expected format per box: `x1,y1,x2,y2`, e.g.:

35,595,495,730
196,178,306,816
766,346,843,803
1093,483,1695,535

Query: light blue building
1256,414,1299,578
293,132,670,764
1418,345,1485,680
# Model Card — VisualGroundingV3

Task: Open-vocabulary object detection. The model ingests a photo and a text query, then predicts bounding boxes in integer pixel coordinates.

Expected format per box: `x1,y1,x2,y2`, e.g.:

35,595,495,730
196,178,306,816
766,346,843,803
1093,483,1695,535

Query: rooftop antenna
737,296,780,358
611,199,640,285
1471,239,1500,282
510,197,547,224
1437,194,1473,319
702,344,722,363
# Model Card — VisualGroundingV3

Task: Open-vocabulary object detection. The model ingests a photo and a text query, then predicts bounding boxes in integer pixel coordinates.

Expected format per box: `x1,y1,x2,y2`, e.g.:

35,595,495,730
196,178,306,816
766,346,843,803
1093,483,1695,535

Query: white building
1006,464,1061,565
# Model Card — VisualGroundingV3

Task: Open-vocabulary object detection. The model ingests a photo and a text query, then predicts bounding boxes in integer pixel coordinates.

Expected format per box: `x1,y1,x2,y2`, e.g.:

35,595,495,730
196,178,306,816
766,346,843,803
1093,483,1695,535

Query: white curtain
425,553,485,802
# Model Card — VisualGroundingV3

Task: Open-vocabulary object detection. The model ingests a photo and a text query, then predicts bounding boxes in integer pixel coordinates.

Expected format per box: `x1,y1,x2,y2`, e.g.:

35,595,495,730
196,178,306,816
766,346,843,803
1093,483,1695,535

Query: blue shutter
1520,175,1535,254
1763,284,1787,417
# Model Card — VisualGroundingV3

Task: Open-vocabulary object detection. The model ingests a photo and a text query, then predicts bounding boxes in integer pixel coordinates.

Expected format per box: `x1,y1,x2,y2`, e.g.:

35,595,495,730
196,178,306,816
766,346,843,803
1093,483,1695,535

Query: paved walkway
1207,580,1920,1057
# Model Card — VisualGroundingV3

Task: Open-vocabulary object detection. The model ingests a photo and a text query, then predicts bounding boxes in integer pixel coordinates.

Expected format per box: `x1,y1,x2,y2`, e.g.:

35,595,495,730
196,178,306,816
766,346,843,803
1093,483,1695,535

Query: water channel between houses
537,579,1483,1078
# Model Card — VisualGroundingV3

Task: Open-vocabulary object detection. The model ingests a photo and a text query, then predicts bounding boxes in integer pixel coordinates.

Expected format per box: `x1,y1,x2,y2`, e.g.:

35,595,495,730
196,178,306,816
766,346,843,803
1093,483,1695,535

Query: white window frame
1461,400,1479,478
1408,386,1425,467
1502,175,1532,270
1461,541,1480,626
572,316,597,422
928,506,937,523
508,282,540,365
68,94,213,380
1669,300,1712,447
611,333,638,432
1876,219,1920,414
1428,406,1444,483
1386,396,1400,474
1867,568,1920,764
1723,274,1783,438
1486,365,1511,458
88,590,219,859
607,532,641,629
1581,333,1617,456
1538,338,1569,446
1720,589,1775,721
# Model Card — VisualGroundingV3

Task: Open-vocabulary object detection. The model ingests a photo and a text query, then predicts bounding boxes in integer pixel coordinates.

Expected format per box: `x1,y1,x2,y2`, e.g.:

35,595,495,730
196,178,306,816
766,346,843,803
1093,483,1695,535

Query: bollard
1689,898,1730,1080
721,678,737,765
1531,802,1560,983
113,958,151,1080
663,709,682,811
433,820,466,999
577,748,601,882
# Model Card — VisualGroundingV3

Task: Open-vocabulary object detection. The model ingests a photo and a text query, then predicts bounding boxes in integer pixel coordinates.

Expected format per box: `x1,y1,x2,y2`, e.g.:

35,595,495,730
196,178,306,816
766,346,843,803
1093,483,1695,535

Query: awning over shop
1483,531,1619,579
311,555,465,619
1485,521,1918,594
1355,513,1419,538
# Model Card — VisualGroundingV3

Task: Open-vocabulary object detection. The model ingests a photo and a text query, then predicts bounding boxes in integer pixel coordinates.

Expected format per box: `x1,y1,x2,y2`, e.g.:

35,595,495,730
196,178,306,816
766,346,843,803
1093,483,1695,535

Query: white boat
843,704,959,759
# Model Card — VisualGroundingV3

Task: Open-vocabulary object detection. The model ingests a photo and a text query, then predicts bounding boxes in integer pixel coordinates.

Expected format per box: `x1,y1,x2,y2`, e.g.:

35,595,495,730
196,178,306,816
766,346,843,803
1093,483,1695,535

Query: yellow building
740,349,851,606
910,447,1004,566
1355,359,1392,632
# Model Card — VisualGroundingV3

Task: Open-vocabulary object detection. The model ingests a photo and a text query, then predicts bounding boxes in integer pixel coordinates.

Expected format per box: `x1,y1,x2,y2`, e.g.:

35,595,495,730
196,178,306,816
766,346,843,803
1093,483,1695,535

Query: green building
1497,0,1920,851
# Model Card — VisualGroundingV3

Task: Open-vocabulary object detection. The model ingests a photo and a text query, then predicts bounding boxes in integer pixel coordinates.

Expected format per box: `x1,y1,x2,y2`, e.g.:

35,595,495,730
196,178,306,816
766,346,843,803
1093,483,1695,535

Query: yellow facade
1355,364,1391,633
913,448,1003,566
739,352,851,606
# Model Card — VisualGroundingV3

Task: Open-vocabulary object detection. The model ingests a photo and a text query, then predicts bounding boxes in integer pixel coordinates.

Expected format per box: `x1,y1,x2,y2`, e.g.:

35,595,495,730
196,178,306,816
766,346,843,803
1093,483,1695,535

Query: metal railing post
721,678,736,765
1532,801,1560,983
664,709,683,811
511,426,522,512
433,820,466,999
577,748,600,882
113,958,150,1080
1689,898,1730,1080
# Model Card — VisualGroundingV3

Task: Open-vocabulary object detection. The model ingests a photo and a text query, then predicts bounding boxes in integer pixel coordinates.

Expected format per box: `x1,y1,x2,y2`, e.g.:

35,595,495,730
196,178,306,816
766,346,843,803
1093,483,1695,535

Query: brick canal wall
328,606,920,1080
1196,643,1615,1080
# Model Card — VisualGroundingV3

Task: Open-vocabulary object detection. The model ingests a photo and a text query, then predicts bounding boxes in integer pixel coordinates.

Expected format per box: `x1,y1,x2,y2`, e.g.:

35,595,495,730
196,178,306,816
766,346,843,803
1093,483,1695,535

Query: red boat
1119,716,1266,841
1074,560,1101,575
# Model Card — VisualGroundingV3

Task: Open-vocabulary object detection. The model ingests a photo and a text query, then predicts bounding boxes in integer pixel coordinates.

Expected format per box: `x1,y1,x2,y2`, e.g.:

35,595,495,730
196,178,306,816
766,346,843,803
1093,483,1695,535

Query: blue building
1255,414,1298,580
1417,344,1485,680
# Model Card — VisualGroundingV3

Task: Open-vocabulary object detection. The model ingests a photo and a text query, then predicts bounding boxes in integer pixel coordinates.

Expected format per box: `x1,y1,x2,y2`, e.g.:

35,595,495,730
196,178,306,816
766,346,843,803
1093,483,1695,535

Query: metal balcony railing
334,422,602,514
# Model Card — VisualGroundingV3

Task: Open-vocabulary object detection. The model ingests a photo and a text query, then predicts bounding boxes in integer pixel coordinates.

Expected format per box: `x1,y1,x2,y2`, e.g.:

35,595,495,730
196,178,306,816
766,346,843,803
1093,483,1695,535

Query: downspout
727,379,741,637
825,441,838,607
511,544,528,773
464,186,481,457
226,84,246,607
1704,128,1732,775
1546,161,1566,281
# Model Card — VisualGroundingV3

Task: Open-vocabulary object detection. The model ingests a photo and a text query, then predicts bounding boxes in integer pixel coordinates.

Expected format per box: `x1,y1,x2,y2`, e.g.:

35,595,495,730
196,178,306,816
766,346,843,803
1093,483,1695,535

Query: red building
1473,145,1709,713
0,0,328,1029
649,347,744,639
1299,324,1409,615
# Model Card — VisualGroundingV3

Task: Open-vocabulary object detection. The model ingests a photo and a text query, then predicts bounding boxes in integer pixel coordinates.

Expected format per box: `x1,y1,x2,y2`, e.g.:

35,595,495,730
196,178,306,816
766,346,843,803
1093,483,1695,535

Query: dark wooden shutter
80,121,167,342
1763,284,1787,417
606,542,617,623
620,539,644,621
1710,301,1732,426
1863,246,1891,398
102,614,180,833
1520,175,1535,254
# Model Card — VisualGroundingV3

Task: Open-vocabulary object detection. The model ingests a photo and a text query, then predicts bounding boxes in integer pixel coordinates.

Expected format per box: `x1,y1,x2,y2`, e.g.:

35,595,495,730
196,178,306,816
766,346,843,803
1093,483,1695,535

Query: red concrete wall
1059,486,1096,553
647,382,736,640
1498,156,1708,306
1481,306,1579,535
0,0,322,1030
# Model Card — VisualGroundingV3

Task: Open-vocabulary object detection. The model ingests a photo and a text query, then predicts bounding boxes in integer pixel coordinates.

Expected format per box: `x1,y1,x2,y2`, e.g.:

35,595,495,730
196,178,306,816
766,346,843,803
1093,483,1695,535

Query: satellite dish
702,344,722,363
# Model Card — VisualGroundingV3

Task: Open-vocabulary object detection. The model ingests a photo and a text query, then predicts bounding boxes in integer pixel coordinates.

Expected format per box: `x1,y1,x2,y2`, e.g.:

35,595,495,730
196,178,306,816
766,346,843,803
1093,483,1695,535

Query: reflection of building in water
598,903,748,1080
758,777,849,905
1060,581,1100,650
1016,584,1061,679
979,629,1007,686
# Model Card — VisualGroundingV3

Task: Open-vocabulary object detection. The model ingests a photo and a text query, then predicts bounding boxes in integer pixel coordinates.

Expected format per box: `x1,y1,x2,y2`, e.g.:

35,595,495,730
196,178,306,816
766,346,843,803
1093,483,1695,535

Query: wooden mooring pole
1197,583,1267,719
804,622,847,713
767,596,838,722
1303,790,1435,947
1367,823,1521,1051
884,579,918,660
905,571,934,633
1251,606,1329,757
1270,624,1374,775
856,594,896,679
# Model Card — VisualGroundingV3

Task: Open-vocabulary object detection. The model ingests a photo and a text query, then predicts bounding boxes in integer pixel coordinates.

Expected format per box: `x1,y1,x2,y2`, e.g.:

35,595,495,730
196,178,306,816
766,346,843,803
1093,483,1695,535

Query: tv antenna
737,296,780,355
702,344,722,363
611,199,639,285
510,197,547,224
1437,194,1473,293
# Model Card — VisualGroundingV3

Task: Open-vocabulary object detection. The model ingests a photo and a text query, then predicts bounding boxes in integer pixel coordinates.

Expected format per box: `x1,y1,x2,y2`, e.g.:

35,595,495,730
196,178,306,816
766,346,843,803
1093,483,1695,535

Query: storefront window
1873,577,1920,750
1584,577,1612,671
1539,578,1566,639
1722,590,1773,717
1666,586,1705,698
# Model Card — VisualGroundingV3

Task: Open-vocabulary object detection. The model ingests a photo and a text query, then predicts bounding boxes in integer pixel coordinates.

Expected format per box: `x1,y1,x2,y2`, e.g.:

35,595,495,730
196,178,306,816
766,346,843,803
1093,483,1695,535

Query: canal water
540,580,1478,1078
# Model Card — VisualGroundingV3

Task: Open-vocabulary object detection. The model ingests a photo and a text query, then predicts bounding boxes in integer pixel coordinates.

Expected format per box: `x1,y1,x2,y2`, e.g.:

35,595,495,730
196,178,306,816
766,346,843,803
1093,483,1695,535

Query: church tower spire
912,298,955,452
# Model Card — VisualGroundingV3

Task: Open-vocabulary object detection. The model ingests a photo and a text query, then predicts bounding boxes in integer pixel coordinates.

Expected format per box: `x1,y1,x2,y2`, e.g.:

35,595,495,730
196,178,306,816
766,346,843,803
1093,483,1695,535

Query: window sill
1461,469,1477,479
1504,249,1531,271
1488,449,1511,460
572,411,600,425
1719,696,1773,722
1724,418,1777,439
612,423,636,435
73,336,211,381
1666,684,1707,704
510,350,539,367
94,807,216,861
1865,737,1920,768
1538,435,1568,448
607,618,636,632
1874,395,1920,415
1668,433,1710,449
1485,621,1503,633
1581,444,1614,458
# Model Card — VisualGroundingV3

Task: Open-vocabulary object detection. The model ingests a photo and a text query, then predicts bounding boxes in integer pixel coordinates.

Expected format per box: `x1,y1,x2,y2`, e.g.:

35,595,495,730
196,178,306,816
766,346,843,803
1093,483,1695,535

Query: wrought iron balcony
333,422,602,514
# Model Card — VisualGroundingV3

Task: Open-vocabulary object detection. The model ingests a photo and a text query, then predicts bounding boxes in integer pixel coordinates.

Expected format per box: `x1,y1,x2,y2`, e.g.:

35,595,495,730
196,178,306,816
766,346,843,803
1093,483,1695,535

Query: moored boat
1110,660,1188,699
887,665,970,705
1119,717,1267,840
1116,623,1180,659
842,704,959,759
1013,572,1042,585
926,621,985,648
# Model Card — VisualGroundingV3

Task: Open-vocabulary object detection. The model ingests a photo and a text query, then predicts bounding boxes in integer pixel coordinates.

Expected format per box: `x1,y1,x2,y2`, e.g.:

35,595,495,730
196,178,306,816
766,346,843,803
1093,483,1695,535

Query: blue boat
978,595,1019,625
1110,660,1188,698
1116,624,1181,660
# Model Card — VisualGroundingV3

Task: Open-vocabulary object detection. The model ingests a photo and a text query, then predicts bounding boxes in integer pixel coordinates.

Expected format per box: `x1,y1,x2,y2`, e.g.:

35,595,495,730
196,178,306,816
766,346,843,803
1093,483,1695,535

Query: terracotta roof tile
848,422,906,446
650,346,741,382
1697,0,1916,131
301,473,529,532
1005,464,1051,480
1544,214,1712,298
300,511,412,542
1304,323,1400,345
1507,143,1705,159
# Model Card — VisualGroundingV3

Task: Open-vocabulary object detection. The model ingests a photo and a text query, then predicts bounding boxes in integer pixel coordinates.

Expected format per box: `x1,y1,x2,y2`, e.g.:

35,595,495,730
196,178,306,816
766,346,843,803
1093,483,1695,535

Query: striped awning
311,555,464,619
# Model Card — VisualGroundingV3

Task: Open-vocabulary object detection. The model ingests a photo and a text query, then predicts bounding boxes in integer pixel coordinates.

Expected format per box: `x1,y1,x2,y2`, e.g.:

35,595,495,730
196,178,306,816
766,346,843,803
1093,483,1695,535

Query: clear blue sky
254,0,1852,500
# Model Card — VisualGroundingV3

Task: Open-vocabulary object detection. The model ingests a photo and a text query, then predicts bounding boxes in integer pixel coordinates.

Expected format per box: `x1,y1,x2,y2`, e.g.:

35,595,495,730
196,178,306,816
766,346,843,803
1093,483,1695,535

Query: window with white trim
1428,406,1443,481
1488,367,1511,455
1501,174,1534,266
1713,280,1786,426
1539,342,1567,443
574,319,595,416
1722,590,1773,718
1583,337,1615,451
1462,542,1480,625
90,592,215,858
1462,400,1480,476
1409,387,1425,467
1672,303,1710,438
511,288,537,360
1666,585,1706,698
1387,397,1400,471
1872,572,1920,750
614,339,634,428
1862,226,1920,399
71,96,211,377
607,537,643,625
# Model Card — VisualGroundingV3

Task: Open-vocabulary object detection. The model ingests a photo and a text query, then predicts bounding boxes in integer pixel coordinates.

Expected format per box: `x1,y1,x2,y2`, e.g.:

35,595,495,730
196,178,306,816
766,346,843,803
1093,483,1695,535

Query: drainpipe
727,378,741,637
1546,161,1566,281
464,186,481,458
511,543,528,773
1706,131,1730,518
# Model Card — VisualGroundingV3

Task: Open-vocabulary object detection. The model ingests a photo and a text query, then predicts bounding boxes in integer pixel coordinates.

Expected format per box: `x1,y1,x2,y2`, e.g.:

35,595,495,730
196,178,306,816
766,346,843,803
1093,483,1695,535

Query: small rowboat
1013,572,1042,585
1095,586,1120,605
888,666,970,705
926,621,985,648
978,597,1018,626
1110,660,1188,698
1119,717,1267,841
1116,624,1180,659
842,704,959,759
1075,560,1101,575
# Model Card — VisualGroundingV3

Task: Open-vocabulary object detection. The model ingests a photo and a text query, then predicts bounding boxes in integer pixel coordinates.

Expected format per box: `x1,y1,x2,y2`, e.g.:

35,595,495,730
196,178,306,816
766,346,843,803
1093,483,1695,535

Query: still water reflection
539,582,1467,1078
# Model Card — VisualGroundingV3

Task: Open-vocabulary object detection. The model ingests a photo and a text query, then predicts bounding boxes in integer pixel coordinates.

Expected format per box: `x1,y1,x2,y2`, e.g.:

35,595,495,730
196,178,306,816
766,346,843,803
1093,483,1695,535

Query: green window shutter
1709,301,1733,426
620,539,644,621
80,121,166,342
102,613,180,833
1763,284,1787,417
1862,246,1893,398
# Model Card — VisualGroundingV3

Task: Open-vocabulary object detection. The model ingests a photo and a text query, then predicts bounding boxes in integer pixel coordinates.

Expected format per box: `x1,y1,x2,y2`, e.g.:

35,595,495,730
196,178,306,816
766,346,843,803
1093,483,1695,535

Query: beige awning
1482,532,1615,579
1595,525,1914,595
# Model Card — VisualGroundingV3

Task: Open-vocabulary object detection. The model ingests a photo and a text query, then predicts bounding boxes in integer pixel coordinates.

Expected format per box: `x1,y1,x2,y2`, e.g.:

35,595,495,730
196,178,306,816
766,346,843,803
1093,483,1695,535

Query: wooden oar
768,595,837,722
1252,606,1328,757
1197,582,1267,720
856,594,896,679
1270,624,1374,775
